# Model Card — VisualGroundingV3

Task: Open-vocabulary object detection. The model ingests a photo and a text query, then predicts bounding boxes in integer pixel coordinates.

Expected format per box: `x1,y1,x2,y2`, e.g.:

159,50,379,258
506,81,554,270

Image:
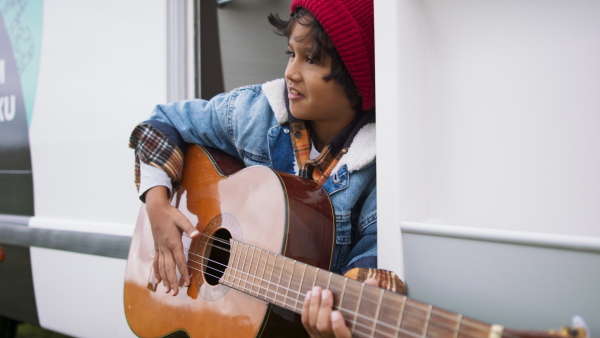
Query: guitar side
123,145,335,337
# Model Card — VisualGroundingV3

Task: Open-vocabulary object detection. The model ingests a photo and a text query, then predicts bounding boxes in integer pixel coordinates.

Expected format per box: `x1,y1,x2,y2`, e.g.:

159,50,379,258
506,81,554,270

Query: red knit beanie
290,0,375,110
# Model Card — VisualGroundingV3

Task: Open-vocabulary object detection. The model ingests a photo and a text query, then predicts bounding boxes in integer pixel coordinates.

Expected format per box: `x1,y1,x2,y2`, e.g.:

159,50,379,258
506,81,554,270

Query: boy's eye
285,50,295,58
306,56,318,65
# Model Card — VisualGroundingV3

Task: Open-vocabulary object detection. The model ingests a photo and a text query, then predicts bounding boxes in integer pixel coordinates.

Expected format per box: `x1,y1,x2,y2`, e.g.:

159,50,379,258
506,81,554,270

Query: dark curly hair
268,7,363,110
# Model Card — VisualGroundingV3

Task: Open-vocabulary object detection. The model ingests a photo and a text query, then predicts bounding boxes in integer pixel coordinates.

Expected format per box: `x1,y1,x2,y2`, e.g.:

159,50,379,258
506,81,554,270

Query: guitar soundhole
204,228,231,286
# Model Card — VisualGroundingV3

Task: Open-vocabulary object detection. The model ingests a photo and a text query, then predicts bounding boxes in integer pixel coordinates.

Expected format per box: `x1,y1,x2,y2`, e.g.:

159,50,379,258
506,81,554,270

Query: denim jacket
146,78,377,275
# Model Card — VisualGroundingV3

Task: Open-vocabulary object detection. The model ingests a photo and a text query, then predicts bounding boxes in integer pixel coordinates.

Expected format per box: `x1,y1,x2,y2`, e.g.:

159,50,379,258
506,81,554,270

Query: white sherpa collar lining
262,78,288,124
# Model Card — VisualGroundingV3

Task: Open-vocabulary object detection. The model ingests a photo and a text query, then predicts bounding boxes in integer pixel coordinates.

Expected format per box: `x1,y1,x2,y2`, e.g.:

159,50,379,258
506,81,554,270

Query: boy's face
285,22,356,128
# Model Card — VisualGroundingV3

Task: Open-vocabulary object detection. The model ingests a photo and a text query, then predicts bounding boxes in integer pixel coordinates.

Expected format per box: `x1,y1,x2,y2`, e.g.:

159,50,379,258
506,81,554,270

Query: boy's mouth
288,87,304,100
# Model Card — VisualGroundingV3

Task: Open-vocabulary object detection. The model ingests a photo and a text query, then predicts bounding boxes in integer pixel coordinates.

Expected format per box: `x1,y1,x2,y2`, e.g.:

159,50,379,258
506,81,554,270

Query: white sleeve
139,161,172,199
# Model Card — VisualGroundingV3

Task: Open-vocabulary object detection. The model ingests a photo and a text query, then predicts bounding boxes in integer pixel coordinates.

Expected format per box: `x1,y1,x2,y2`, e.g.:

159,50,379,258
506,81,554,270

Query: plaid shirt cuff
344,267,406,295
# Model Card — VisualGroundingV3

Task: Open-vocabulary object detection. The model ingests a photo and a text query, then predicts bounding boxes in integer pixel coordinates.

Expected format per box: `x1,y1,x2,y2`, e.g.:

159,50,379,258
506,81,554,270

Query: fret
422,304,433,337
240,243,250,291
266,251,277,303
234,242,243,289
339,277,348,310
456,317,493,338
339,278,361,333
395,297,406,338
370,289,384,337
326,274,347,311
222,241,234,287
250,246,261,296
273,255,286,307
235,242,244,289
454,314,463,338
248,245,257,296
314,268,331,291
299,266,317,310
374,292,406,338
283,260,296,310
399,299,429,337
427,306,469,337
327,271,333,290
351,283,365,333
257,248,268,301
294,264,308,312
226,241,238,288
353,283,382,337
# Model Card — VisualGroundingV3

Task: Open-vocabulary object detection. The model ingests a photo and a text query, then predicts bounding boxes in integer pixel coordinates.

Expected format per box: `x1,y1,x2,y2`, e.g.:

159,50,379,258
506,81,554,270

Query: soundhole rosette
188,213,242,302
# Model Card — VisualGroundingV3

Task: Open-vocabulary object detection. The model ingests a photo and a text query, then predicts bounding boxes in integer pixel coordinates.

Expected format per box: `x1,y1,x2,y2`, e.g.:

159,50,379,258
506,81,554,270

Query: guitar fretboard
220,240,497,338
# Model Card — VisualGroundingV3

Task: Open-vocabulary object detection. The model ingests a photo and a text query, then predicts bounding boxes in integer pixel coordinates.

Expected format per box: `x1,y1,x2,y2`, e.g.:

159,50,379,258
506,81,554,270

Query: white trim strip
0,214,30,225
401,221,600,253
166,0,187,102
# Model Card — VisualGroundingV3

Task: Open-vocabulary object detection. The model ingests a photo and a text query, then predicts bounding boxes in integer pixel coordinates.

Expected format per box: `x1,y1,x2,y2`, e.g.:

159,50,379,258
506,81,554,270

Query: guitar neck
220,239,499,338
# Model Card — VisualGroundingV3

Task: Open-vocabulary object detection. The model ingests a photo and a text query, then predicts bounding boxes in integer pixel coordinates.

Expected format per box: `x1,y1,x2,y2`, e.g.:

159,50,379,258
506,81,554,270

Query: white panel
403,232,600,334
31,248,135,338
377,1,600,333
375,0,407,277
387,0,600,236
29,0,167,227
422,0,600,236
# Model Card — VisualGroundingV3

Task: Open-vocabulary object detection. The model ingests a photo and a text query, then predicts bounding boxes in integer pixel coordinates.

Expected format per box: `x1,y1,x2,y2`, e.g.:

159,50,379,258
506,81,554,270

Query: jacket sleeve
128,85,273,196
127,91,233,196
147,91,239,157
148,85,275,159
128,121,185,195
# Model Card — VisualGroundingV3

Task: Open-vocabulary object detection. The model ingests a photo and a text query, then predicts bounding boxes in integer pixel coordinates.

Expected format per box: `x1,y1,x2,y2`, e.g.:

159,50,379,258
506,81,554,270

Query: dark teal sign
0,2,43,216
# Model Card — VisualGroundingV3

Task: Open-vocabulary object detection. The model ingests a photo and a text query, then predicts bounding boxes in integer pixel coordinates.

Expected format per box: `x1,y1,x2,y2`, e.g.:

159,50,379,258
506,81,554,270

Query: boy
130,0,404,336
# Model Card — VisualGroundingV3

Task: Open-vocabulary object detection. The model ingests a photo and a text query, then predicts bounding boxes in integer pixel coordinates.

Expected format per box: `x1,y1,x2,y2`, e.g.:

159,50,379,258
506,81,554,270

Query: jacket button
283,128,290,134
294,131,302,138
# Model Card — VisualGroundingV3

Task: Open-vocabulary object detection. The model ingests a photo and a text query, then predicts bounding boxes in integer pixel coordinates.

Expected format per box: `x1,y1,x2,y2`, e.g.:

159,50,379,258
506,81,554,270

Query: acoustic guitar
124,145,586,338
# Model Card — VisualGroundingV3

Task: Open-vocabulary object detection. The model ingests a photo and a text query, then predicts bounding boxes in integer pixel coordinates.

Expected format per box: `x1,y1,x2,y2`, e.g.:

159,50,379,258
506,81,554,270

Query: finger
152,247,162,284
309,286,322,326
331,311,351,338
364,277,378,287
316,289,334,333
157,251,169,293
301,290,316,335
171,215,196,288
173,246,191,287
174,214,200,239
162,249,180,296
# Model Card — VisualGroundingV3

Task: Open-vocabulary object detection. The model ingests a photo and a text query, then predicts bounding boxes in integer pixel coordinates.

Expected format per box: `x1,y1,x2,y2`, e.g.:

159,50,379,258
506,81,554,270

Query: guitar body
124,145,335,337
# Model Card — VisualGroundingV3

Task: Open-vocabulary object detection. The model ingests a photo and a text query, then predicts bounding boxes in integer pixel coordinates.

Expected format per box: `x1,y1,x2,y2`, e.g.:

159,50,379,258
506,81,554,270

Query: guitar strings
184,233,509,337
183,253,422,338
183,252,517,338
188,233,492,330
151,233,516,338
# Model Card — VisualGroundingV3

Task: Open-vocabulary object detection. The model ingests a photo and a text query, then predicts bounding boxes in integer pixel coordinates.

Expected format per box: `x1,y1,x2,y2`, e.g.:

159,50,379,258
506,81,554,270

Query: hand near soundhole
145,186,200,296
302,278,379,337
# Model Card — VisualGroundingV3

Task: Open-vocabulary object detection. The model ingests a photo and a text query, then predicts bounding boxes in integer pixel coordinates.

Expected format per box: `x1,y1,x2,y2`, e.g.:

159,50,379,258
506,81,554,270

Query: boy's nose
285,61,302,83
